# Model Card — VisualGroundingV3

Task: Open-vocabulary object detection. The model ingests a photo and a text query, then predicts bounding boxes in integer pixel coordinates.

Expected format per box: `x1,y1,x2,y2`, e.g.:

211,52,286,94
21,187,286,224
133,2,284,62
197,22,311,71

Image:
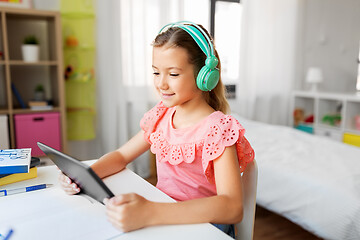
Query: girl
59,21,254,238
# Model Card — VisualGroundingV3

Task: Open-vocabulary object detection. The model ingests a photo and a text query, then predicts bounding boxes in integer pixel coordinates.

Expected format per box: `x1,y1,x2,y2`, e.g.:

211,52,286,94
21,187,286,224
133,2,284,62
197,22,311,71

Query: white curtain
119,0,209,87
96,0,152,176
96,1,128,152
235,0,301,126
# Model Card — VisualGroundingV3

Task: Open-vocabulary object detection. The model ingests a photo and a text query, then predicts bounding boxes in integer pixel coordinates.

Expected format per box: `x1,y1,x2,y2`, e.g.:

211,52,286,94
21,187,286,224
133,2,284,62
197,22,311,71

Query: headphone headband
158,21,215,57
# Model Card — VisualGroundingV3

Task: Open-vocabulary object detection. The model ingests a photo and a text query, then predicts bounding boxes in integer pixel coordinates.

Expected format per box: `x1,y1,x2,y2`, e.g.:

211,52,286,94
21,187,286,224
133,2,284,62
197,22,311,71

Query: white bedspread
234,115,360,240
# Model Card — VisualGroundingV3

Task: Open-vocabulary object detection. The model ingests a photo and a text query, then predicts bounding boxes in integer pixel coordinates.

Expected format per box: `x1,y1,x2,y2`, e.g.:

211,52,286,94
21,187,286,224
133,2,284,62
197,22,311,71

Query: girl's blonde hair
152,24,230,114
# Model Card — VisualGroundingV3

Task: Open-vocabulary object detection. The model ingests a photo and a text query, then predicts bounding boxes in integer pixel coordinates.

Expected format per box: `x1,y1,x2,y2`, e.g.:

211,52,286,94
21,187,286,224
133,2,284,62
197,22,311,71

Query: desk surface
0,161,232,240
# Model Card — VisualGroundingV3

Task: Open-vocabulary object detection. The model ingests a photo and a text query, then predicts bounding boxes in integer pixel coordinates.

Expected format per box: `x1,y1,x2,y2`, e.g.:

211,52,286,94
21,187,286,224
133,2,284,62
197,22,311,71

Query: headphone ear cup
204,68,219,91
196,66,219,91
196,66,209,91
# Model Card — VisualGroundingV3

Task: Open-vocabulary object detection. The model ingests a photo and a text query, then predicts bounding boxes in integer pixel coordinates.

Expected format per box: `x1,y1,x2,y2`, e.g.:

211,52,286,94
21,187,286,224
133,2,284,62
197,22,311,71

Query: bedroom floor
145,175,322,240
253,206,322,240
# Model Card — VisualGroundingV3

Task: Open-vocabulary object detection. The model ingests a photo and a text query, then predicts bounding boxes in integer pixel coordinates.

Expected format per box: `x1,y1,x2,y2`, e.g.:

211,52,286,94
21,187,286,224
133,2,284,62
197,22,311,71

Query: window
212,0,242,84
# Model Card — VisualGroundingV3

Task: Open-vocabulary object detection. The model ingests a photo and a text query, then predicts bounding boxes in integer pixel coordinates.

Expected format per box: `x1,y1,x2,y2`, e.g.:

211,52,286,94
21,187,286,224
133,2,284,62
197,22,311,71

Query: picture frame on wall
0,0,32,9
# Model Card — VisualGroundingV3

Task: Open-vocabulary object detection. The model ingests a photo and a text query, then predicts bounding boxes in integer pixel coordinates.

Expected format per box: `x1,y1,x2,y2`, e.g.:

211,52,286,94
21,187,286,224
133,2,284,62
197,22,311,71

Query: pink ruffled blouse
140,102,254,202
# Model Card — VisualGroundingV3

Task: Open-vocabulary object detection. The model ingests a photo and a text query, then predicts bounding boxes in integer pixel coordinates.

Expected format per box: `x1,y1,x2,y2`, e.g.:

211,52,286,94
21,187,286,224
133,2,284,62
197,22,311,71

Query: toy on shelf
66,36,79,47
294,108,314,126
293,108,314,134
356,115,360,131
322,114,341,127
64,65,93,82
304,114,314,123
293,108,304,127
64,65,74,80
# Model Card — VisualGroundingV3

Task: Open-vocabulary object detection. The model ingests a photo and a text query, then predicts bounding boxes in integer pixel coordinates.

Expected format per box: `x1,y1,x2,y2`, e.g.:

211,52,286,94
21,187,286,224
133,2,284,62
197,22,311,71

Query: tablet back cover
37,142,114,202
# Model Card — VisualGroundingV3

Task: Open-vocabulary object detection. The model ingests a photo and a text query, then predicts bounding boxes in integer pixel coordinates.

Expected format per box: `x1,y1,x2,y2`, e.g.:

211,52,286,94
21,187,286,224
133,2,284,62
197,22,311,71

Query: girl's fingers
58,172,70,183
107,193,135,206
63,184,80,194
58,172,80,194
64,175,71,184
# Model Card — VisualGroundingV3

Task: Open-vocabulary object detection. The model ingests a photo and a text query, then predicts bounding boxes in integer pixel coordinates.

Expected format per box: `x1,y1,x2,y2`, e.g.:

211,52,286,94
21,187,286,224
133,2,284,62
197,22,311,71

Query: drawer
14,112,61,156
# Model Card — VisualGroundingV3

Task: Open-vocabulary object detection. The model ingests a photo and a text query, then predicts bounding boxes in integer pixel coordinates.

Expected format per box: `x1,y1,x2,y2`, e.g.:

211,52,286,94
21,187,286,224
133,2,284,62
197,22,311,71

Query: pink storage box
14,112,61,156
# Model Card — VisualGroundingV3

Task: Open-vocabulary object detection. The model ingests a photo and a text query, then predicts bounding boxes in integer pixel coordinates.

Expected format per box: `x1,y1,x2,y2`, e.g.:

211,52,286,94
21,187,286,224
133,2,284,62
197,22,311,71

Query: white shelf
292,91,360,143
293,90,360,101
344,128,360,135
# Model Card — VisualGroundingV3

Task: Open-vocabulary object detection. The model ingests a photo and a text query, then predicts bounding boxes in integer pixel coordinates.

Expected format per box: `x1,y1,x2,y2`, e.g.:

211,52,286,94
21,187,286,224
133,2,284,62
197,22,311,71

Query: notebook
37,142,114,203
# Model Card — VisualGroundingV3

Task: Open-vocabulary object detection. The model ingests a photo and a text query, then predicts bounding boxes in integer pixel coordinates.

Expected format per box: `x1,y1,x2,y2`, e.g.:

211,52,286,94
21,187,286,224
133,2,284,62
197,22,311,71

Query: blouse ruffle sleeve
202,115,255,184
140,101,168,144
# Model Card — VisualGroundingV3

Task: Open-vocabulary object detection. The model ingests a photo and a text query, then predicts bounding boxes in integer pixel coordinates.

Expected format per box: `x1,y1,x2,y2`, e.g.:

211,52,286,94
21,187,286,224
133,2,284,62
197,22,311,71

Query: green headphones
158,21,220,91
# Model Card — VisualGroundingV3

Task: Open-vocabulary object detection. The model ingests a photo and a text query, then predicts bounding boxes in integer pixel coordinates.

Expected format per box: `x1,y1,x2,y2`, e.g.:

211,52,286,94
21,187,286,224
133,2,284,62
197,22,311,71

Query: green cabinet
61,0,96,140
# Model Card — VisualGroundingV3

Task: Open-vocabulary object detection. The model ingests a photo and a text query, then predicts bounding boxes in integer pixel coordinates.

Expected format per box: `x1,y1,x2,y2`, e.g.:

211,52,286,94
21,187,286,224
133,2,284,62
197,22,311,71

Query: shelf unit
292,91,360,145
61,2,96,141
0,7,67,152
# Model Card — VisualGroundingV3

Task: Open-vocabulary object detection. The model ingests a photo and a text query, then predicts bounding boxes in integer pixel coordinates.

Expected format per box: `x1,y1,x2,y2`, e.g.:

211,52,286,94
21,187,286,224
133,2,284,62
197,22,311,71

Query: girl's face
152,46,203,108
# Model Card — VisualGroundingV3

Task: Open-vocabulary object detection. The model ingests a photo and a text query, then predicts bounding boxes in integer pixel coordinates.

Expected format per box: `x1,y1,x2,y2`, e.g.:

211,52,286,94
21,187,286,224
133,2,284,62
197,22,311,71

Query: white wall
297,0,360,92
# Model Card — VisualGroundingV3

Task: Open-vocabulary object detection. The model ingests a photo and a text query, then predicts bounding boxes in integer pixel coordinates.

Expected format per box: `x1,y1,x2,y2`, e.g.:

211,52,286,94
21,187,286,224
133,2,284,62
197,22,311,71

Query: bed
234,115,360,240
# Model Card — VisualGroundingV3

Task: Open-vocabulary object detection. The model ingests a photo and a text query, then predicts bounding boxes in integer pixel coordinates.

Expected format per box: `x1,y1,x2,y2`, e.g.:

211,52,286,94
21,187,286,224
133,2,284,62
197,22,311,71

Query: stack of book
28,101,53,111
0,149,40,186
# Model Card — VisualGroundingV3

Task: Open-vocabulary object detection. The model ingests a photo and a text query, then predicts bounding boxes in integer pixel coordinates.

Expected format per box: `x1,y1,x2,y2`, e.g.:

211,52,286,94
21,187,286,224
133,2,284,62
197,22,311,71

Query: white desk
0,161,232,240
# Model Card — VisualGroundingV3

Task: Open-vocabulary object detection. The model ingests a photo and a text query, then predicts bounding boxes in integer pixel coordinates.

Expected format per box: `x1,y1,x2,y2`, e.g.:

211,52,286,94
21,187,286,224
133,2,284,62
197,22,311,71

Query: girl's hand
104,193,154,232
58,172,81,195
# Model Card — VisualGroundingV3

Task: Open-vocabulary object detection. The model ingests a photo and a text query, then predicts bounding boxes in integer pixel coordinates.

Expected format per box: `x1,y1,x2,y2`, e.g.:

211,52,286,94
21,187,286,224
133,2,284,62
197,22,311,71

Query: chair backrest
236,159,258,240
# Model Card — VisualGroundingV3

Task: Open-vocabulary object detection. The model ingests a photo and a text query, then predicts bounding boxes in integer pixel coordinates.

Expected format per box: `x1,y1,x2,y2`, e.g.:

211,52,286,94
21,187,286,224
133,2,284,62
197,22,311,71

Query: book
0,148,32,174
28,101,48,107
0,167,37,186
11,83,26,109
30,105,54,111
0,157,40,178
28,100,53,111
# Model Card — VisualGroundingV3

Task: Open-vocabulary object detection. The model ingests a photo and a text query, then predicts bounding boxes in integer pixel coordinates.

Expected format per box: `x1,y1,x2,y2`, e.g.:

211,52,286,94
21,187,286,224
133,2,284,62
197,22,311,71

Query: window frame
209,0,241,37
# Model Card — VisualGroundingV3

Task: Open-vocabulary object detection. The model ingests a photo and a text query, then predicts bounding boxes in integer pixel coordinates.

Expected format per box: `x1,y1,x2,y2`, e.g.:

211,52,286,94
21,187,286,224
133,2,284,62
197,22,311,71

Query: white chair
236,159,258,240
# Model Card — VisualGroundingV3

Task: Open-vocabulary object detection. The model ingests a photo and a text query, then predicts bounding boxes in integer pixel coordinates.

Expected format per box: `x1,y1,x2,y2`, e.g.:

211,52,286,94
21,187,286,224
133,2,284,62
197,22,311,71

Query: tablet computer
37,142,114,203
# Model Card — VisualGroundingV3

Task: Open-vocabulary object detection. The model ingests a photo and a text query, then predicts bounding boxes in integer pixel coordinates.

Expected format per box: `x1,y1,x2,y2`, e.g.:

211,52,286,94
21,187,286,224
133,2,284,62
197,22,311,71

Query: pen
0,184,53,197
3,229,13,240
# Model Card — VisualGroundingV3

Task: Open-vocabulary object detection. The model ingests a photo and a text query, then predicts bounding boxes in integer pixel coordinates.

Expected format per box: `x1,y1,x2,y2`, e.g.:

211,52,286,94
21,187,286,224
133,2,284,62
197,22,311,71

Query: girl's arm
105,144,243,232
91,130,151,179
